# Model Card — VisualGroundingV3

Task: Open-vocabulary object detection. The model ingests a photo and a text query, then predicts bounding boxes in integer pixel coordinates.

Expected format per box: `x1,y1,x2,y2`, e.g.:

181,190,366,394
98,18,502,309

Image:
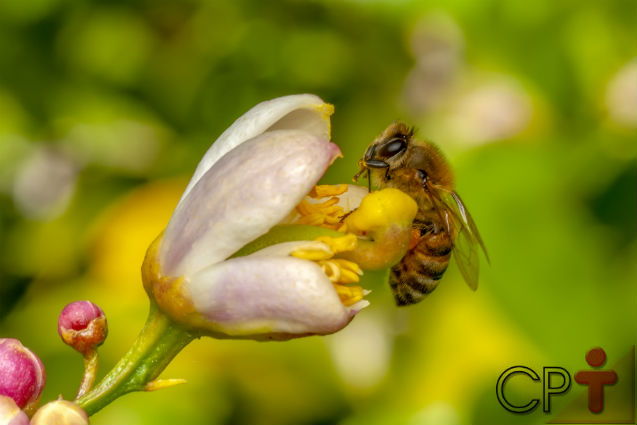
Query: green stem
76,303,195,416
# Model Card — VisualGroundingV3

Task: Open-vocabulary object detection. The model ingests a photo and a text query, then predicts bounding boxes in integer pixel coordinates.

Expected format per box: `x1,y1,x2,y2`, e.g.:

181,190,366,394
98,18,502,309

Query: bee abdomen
389,231,452,306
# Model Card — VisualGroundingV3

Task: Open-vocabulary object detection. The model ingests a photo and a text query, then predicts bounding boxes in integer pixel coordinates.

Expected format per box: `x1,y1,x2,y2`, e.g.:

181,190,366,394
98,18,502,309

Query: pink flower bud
0,339,46,413
0,395,30,425
31,400,89,425
58,301,108,355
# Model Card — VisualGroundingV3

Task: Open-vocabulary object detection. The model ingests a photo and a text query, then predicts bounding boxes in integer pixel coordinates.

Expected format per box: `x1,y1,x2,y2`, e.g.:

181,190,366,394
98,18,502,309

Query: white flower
142,95,417,340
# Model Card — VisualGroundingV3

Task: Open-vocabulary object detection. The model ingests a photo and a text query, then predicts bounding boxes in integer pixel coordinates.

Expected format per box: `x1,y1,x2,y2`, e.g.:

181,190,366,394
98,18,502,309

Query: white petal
180,94,331,202
334,184,368,212
160,129,341,277
184,255,362,339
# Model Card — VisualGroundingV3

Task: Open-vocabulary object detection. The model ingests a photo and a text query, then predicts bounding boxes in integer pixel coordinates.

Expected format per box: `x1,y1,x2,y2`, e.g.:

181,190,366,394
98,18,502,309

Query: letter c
496,366,540,413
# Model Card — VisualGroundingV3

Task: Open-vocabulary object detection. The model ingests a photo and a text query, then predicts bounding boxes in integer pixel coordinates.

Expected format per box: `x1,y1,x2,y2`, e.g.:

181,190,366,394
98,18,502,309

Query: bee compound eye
379,138,407,158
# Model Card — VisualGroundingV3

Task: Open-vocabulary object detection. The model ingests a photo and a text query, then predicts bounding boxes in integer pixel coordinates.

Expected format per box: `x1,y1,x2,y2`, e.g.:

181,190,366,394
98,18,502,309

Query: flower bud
58,301,108,355
0,396,30,425
31,400,89,425
0,339,46,414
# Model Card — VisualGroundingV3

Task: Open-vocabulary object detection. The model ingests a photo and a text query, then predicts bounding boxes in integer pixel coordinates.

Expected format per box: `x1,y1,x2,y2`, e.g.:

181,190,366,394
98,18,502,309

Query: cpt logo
496,347,635,424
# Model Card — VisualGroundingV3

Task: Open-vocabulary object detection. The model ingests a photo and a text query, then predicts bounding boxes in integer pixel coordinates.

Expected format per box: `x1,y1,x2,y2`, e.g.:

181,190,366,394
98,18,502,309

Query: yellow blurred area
89,178,187,297
81,179,188,360
404,287,540,413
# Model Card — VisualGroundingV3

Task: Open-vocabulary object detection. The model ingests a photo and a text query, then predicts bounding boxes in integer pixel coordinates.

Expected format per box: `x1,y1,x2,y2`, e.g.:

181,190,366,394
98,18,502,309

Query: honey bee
354,122,489,306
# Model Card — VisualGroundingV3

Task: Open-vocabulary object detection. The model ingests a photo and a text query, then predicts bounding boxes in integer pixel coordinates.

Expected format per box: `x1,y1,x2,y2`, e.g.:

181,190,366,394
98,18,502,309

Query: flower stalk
75,350,98,400
76,304,194,416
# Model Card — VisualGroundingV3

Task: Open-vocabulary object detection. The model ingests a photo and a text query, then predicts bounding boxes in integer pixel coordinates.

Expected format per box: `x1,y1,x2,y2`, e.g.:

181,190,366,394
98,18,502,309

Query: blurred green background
0,0,635,424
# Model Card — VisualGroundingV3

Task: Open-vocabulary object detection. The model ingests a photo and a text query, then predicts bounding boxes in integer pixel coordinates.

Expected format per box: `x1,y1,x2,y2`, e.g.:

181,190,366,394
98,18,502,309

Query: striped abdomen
389,229,453,306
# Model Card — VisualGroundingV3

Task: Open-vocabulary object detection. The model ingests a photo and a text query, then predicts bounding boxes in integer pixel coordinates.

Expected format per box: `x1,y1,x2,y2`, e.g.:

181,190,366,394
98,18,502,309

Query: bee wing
452,216,480,290
429,188,488,291
448,191,489,263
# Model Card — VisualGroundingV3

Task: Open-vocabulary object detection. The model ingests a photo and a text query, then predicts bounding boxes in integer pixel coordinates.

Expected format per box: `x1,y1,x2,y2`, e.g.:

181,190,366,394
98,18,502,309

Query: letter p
543,367,571,413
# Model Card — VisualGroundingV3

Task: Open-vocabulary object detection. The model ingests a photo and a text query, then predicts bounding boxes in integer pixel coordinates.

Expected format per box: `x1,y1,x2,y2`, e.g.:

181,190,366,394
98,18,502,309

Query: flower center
290,233,366,307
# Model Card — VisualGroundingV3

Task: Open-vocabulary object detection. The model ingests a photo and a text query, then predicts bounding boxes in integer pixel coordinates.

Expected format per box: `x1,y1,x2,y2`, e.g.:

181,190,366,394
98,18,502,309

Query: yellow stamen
330,263,360,284
290,234,357,261
316,197,340,207
324,215,341,224
295,213,327,226
293,185,349,231
318,259,362,285
319,260,341,283
332,258,363,276
334,285,365,306
316,233,358,254
295,199,313,216
309,184,348,198
290,243,333,261
290,234,366,307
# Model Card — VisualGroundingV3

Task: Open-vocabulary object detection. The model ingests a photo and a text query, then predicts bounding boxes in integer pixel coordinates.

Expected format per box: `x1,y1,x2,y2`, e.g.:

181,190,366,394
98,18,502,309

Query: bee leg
338,209,355,222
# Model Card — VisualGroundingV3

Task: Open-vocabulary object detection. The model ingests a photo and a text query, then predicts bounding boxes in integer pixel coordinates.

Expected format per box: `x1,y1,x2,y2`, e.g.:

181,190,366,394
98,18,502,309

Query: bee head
353,122,414,190
364,136,407,169
364,122,412,169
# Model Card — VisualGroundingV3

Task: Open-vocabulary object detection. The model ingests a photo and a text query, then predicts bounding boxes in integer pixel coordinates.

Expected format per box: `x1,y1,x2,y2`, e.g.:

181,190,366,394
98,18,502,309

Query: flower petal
160,130,341,277
180,94,332,202
184,254,366,339
335,184,368,212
